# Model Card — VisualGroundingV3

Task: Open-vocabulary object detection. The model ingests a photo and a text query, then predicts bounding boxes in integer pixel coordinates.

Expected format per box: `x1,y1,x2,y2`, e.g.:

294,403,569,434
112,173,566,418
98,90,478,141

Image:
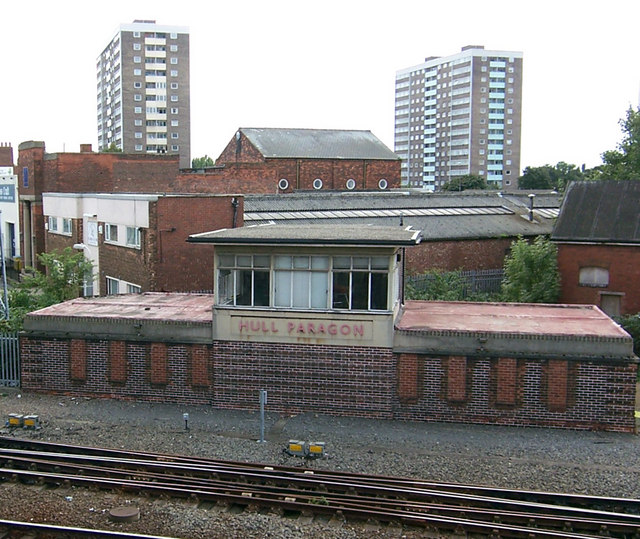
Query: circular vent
378,178,388,190
278,178,289,190
346,178,356,190
313,178,323,190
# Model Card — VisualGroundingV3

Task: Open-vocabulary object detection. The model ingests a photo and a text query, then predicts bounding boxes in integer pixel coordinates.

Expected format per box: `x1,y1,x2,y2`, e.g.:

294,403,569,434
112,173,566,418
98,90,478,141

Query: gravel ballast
1,388,639,538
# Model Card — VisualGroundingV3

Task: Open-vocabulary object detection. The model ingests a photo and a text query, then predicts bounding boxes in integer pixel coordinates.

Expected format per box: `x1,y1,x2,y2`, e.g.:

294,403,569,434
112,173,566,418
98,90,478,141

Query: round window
278,178,289,190
313,178,323,190
346,178,356,190
378,178,388,190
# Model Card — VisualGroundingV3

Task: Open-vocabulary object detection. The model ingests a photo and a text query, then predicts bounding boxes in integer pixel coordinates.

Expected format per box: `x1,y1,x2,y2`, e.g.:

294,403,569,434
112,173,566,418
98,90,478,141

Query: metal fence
407,268,504,299
0,332,20,386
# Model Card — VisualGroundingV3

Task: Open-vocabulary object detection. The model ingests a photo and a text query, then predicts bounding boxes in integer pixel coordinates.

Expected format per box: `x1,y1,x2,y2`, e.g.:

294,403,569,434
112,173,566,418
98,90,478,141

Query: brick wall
406,237,514,274
19,336,637,431
557,243,640,315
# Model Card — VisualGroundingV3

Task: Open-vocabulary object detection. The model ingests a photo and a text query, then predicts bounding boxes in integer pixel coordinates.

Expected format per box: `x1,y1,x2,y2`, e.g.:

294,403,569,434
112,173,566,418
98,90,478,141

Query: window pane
237,255,252,268
254,255,270,268
236,269,252,305
351,272,369,309
254,271,270,306
333,256,350,269
292,272,310,308
353,257,369,269
332,272,349,309
370,273,388,310
218,269,233,304
311,272,328,308
274,271,291,307
371,256,388,269
275,255,291,269
293,256,309,269
311,256,329,270
219,255,234,268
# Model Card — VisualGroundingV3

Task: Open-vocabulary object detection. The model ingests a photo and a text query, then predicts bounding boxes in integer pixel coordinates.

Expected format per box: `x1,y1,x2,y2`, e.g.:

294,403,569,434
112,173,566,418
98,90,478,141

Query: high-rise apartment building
97,20,191,168
395,46,523,191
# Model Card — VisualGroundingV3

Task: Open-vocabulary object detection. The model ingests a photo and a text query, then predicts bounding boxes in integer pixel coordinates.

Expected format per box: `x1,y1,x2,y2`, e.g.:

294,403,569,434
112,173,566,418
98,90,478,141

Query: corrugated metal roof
239,128,400,160
552,180,640,243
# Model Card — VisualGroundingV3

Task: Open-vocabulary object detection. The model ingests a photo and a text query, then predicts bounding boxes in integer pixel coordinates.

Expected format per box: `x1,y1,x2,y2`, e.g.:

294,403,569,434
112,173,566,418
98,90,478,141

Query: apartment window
171,120,179,126
170,70,178,77
133,56,141,63
171,108,178,114
170,32,178,39
134,107,142,113
170,45,178,52
170,58,178,65
171,133,179,139
105,224,118,242
135,145,143,151
62,218,72,235
171,145,179,151
47,216,58,232
134,68,142,76
126,226,140,248
106,277,119,295
170,82,178,89
133,43,141,51
133,31,141,38
579,267,609,287
135,132,142,138
134,119,142,126
134,94,142,101
170,95,178,102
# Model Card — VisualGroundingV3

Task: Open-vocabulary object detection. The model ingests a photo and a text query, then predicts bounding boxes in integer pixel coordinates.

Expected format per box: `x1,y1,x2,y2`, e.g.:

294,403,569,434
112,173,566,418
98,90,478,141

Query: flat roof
188,224,422,247
397,300,629,339
26,293,214,324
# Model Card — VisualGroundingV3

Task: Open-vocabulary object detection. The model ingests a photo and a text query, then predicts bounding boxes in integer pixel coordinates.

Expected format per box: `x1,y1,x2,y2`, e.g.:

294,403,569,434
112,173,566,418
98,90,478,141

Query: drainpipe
231,197,239,228
528,193,535,222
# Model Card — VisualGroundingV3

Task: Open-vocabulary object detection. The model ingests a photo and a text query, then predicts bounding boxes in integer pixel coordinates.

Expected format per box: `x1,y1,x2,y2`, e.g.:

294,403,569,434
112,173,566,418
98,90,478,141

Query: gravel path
1,388,639,538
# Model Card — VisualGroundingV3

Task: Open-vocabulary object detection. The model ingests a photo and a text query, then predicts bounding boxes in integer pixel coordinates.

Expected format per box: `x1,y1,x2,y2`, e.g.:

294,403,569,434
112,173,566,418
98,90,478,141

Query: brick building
552,180,640,317
177,128,401,194
20,224,638,432
43,192,241,295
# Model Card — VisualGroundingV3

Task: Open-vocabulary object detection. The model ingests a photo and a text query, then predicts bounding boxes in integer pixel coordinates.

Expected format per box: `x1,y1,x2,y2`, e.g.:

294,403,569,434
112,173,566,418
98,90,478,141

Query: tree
501,236,560,303
600,107,640,180
517,162,584,192
191,155,215,169
440,174,488,192
0,247,93,332
102,142,122,153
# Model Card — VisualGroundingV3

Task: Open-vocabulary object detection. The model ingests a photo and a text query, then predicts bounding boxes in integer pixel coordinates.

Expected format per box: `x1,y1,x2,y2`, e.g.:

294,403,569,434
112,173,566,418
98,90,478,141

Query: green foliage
440,174,488,192
0,247,93,332
517,162,584,192
406,269,499,302
102,142,122,153
191,155,215,169
500,236,560,303
614,314,640,357
600,107,640,180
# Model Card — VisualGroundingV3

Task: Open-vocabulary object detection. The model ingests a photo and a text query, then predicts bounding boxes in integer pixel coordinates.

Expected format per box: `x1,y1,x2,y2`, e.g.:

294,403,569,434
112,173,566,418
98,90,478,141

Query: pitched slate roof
552,180,640,243
243,190,561,241
239,128,399,160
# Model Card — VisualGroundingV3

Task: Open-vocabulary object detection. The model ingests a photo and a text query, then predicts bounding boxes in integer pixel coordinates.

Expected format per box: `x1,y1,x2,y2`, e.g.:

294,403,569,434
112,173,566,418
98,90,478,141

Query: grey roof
239,128,399,160
243,190,561,241
188,224,422,247
552,180,640,243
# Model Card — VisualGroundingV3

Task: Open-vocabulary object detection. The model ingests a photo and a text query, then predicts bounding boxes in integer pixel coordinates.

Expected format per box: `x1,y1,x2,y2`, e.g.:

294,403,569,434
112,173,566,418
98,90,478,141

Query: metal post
258,390,267,443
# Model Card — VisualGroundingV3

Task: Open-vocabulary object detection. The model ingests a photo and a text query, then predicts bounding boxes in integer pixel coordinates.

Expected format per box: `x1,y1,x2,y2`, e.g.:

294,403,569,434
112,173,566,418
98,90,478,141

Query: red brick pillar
190,344,210,387
150,343,168,385
547,360,569,411
496,358,517,405
397,353,420,403
70,339,87,381
109,341,127,383
447,356,467,402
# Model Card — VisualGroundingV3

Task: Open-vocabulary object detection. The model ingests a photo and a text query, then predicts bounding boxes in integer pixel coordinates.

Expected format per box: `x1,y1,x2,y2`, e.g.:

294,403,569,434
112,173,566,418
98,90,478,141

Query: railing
0,332,19,386
407,269,504,300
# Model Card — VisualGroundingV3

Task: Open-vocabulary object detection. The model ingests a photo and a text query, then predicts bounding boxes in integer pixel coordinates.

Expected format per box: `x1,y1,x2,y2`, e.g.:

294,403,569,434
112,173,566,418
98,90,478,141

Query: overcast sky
2,0,639,171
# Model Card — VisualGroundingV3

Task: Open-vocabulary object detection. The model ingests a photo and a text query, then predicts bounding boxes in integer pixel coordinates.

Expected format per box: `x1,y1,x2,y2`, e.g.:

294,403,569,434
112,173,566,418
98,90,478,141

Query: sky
2,0,639,172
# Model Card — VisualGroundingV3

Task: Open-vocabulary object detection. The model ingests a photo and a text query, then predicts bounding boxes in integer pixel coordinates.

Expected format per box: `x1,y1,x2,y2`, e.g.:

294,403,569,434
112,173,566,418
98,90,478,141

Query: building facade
97,20,191,168
395,46,523,191
0,143,20,272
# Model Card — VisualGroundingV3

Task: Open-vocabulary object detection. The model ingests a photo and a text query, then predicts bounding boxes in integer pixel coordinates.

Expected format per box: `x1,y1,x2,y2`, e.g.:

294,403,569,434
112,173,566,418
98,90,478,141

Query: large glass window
217,253,391,311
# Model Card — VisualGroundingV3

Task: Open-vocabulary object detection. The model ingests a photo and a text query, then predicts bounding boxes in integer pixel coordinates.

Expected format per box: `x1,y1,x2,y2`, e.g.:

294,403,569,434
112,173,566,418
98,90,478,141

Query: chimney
80,144,93,153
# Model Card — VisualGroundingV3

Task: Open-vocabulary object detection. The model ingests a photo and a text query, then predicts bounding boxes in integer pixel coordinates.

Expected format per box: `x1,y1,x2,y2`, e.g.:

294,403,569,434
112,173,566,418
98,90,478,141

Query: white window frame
126,226,141,248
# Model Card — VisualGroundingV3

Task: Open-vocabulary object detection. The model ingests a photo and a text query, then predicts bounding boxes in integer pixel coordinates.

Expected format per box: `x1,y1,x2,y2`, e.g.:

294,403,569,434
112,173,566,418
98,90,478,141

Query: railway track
0,436,639,538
